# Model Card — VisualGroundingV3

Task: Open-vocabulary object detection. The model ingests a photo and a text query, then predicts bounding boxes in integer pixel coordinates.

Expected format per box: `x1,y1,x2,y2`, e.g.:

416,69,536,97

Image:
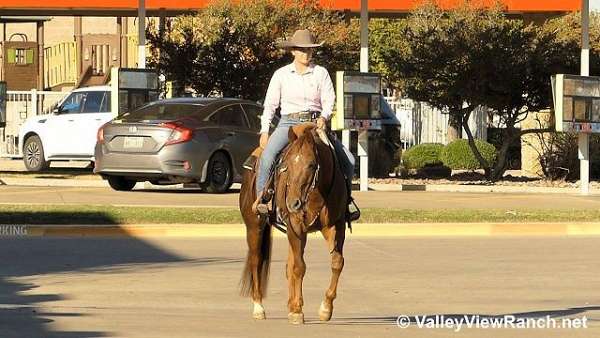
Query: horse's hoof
253,303,266,320
253,311,266,320
288,312,305,325
318,301,332,321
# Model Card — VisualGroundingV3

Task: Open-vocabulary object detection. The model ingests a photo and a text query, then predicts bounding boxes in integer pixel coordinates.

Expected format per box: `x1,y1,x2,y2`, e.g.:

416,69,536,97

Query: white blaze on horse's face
294,154,301,163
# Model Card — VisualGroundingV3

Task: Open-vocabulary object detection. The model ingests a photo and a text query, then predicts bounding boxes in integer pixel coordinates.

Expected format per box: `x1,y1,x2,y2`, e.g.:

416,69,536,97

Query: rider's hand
259,133,269,149
316,117,328,131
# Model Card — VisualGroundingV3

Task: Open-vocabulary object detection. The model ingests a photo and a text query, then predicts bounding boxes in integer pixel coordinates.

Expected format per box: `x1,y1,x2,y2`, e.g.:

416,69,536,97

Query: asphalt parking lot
1,236,598,338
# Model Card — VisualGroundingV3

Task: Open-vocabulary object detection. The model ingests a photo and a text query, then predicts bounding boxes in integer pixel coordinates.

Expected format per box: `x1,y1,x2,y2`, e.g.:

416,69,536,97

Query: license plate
123,136,144,149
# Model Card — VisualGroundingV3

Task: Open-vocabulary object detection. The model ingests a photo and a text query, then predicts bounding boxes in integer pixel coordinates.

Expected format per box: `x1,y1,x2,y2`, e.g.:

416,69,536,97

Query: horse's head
281,124,321,214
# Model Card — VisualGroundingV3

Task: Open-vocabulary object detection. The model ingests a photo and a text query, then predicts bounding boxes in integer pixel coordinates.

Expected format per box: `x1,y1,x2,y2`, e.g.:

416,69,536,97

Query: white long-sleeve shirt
260,63,336,134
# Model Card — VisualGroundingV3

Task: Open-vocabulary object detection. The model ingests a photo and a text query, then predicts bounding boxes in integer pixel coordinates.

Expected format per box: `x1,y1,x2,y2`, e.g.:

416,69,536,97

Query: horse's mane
281,124,319,162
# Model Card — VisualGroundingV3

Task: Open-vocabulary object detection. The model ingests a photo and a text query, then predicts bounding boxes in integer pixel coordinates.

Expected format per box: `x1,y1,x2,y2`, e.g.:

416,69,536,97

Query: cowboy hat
280,29,323,48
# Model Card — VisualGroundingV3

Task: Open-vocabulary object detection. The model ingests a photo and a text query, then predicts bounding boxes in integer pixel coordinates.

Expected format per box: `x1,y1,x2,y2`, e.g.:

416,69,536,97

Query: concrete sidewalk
3,175,600,195
3,185,600,209
3,157,600,194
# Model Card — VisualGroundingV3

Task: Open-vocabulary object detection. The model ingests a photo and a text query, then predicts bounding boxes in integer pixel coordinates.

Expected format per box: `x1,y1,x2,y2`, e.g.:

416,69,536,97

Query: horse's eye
308,162,317,170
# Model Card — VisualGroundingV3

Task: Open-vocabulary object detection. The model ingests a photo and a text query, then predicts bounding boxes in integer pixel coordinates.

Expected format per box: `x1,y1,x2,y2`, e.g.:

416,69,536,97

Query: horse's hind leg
319,222,346,321
241,216,271,320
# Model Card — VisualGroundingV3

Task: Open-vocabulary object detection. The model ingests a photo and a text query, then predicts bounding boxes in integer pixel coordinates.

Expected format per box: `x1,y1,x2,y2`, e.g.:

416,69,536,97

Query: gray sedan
94,98,262,193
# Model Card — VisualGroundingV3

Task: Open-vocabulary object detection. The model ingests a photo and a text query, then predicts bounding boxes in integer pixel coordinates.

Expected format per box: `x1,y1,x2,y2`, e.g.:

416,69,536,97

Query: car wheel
204,152,233,193
23,135,50,172
107,176,137,191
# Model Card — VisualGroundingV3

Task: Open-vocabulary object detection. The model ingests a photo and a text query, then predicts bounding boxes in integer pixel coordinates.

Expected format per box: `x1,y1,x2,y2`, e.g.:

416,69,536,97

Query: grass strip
1,205,600,224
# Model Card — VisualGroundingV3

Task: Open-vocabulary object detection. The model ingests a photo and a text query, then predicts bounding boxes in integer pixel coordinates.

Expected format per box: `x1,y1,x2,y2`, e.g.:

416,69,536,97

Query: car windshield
119,103,208,122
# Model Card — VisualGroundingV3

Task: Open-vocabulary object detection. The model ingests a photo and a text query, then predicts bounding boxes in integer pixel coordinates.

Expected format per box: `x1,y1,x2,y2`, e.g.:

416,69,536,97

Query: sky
592,0,600,11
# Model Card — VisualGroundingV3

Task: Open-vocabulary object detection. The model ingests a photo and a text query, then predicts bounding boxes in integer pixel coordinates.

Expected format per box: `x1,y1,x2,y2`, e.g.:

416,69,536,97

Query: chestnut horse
239,123,347,324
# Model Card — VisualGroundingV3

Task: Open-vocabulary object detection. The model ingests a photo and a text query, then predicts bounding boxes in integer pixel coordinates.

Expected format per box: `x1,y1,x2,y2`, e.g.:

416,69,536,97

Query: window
241,104,262,131
7,48,34,65
120,103,204,122
81,91,111,113
15,49,25,64
209,104,248,128
91,45,110,75
59,92,87,114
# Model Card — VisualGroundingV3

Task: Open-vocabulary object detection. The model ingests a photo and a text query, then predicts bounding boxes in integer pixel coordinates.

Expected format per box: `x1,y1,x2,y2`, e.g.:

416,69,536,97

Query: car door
76,91,113,155
43,91,86,157
209,104,257,172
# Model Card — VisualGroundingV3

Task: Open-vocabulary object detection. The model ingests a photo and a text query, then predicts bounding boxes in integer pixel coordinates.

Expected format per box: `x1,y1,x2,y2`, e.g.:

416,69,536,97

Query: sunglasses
292,47,314,53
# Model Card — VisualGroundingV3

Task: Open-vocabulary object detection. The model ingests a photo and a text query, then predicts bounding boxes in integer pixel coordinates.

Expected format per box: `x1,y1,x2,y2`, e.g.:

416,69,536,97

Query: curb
2,223,600,238
0,178,242,190
0,177,107,187
368,183,598,194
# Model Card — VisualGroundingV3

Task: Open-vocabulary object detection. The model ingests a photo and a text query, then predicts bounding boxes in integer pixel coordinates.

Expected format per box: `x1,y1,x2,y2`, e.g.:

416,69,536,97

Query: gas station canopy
0,0,581,16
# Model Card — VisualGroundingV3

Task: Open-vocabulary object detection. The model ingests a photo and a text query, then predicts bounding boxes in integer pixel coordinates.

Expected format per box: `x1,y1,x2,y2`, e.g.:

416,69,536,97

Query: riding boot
345,179,360,222
252,194,270,216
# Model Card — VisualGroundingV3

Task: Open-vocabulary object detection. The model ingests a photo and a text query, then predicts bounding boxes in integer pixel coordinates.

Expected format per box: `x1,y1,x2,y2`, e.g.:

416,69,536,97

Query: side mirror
52,107,62,115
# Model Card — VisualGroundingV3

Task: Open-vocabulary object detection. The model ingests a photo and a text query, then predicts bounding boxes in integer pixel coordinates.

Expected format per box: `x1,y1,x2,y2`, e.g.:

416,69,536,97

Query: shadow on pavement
0,212,120,225
0,230,195,337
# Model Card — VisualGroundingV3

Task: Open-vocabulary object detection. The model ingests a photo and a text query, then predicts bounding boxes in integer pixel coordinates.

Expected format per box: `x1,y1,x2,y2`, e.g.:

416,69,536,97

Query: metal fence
0,89,69,157
384,97,488,149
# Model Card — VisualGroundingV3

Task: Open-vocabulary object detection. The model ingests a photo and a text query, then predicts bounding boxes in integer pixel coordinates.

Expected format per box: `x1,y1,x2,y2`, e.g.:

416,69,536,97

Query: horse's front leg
319,222,346,321
287,230,307,324
249,229,266,320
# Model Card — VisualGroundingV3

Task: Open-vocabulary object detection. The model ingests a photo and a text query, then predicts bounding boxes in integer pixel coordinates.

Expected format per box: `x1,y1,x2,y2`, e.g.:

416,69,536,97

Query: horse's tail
240,218,273,298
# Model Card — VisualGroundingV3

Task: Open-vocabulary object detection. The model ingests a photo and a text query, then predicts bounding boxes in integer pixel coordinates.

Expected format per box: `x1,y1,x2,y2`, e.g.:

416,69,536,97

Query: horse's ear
288,126,298,142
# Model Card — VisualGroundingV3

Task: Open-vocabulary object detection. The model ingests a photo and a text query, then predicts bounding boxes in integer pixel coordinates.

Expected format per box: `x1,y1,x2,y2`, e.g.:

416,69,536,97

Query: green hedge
402,143,444,169
441,139,497,170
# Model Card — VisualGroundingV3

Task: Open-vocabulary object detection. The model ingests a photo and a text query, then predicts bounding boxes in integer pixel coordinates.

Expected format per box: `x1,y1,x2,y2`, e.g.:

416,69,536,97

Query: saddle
243,146,289,233
243,126,358,233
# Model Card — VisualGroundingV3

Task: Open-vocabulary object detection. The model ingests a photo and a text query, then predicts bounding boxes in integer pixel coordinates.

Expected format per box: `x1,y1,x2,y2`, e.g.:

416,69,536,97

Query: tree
368,18,406,91
382,3,584,181
379,4,472,142
147,0,359,101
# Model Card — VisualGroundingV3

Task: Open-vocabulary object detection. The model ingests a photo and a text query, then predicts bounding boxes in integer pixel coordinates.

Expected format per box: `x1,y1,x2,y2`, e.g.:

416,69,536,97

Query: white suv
18,86,115,171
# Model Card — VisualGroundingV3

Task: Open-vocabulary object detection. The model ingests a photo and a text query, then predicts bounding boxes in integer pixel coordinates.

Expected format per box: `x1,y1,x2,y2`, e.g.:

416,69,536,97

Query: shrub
402,143,444,169
538,133,600,180
441,139,497,170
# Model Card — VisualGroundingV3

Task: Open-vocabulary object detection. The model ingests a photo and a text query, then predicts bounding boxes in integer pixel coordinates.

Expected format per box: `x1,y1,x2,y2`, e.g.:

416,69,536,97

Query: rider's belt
286,111,321,122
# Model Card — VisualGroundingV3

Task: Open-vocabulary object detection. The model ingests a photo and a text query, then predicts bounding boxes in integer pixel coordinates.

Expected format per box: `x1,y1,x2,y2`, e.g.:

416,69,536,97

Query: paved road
1,185,600,209
0,236,598,337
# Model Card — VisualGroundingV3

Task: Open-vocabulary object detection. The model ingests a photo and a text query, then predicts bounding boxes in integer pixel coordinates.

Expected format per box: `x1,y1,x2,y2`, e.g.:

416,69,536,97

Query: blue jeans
256,116,355,196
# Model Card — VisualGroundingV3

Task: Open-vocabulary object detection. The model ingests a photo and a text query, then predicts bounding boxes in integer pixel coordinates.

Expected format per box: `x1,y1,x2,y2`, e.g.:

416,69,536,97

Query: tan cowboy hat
280,29,323,48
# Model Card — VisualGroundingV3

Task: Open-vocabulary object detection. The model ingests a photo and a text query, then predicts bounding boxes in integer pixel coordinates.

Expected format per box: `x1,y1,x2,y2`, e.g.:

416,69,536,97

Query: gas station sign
111,68,160,115
552,74,600,133
332,71,383,131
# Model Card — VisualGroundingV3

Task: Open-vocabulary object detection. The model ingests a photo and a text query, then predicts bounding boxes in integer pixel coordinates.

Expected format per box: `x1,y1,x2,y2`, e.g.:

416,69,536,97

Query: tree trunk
462,111,492,179
490,130,519,181
490,140,511,181
447,113,463,142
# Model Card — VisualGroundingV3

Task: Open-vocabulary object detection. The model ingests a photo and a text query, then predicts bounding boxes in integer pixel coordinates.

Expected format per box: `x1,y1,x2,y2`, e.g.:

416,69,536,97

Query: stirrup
346,197,360,222
252,188,274,216
252,196,269,216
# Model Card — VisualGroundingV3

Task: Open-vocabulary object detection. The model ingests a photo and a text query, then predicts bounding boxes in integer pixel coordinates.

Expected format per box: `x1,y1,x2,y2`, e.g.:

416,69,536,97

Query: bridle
279,134,320,206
